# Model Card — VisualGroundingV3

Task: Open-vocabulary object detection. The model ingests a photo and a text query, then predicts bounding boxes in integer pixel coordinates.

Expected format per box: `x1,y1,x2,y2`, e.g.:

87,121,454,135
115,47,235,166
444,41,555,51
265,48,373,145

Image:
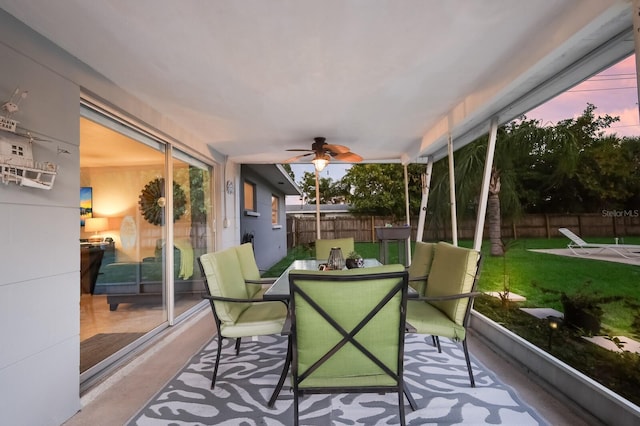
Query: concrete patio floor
64,307,598,426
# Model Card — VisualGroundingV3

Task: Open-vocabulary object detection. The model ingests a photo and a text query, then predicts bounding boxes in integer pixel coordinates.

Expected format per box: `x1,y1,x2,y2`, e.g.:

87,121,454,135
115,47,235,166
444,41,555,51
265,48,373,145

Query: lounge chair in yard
558,228,640,259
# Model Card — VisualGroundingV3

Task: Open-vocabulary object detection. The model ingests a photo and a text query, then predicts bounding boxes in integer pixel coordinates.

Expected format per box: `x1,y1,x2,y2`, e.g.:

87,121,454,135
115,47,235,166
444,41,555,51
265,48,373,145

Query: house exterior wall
0,27,82,426
240,166,289,270
0,10,225,425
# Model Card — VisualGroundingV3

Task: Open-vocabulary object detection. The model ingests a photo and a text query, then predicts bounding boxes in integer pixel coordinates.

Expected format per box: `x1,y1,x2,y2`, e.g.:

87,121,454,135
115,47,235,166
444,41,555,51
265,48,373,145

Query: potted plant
345,251,364,269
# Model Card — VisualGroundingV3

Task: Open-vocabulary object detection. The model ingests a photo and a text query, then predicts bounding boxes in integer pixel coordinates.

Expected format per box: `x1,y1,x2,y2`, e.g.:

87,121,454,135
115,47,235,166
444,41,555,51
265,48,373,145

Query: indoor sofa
94,240,200,311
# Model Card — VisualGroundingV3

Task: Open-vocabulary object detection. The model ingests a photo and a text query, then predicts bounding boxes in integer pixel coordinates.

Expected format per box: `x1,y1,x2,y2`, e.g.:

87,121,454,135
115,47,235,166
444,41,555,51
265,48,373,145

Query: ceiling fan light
312,154,330,171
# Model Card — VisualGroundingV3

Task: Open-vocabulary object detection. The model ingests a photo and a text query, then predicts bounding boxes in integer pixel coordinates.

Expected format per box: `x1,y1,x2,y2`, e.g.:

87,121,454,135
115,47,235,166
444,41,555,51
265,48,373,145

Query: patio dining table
263,258,386,301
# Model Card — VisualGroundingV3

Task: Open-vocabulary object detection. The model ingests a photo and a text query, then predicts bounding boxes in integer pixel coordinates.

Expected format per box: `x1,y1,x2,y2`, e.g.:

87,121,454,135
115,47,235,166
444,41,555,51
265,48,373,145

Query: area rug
80,332,144,372
128,334,548,425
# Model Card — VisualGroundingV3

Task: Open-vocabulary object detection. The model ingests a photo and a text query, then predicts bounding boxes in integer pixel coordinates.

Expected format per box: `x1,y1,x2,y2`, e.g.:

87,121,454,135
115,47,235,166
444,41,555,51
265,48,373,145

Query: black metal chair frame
197,258,286,389
288,270,414,426
415,255,483,387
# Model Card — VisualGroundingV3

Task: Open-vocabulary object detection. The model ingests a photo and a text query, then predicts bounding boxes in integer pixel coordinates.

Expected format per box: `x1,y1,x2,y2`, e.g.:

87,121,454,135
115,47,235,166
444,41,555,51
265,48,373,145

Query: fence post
578,214,583,236
370,216,375,242
544,214,550,238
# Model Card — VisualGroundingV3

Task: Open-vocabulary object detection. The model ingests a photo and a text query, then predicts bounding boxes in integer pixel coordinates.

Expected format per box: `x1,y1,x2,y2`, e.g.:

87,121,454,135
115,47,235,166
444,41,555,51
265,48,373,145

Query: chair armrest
202,295,273,303
408,274,428,282
281,309,292,335
245,277,277,285
416,291,482,302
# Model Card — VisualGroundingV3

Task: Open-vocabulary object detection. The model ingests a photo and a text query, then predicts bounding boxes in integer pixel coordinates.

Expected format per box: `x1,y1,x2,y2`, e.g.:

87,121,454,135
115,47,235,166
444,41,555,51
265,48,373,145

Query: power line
588,77,636,82
594,72,636,77
567,86,637,93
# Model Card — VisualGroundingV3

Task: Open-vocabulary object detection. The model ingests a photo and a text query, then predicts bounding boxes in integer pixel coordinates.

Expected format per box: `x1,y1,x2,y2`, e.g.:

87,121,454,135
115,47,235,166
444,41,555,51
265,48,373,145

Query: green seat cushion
235,243,263,298
235,242,261,280
315,237,355,260
291,264,405,384
406,299,466,341
199,249,250,323
426,242,480,325
234,243,275,298
220,301,287,338
408,241,435,296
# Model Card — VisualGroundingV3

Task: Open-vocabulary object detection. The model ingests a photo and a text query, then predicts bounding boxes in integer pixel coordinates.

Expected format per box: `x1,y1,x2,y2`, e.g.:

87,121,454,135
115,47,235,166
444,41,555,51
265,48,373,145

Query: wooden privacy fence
286,212,640,248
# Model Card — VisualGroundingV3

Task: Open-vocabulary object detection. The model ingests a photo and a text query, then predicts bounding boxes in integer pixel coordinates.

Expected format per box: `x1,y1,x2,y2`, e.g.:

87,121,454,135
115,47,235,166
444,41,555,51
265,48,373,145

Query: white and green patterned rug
129,334,547,425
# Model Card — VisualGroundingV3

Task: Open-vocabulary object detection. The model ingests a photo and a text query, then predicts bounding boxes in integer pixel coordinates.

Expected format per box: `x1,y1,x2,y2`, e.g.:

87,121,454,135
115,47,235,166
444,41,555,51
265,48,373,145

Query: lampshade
312,154,330,172
84,217,109,233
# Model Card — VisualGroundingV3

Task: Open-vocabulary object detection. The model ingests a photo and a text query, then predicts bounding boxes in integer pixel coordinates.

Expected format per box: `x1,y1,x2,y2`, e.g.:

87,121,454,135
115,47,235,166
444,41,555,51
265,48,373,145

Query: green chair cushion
408,241,435,296
199,249,250,323
234,243,264,298
291,264,405,385
315,237,355,260
406,299,466,341
220,301,287,338
425,242,480,325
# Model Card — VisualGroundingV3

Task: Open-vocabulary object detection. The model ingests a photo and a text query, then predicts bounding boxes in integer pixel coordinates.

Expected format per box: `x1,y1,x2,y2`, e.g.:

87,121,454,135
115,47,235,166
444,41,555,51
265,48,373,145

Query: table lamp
84,217,108,241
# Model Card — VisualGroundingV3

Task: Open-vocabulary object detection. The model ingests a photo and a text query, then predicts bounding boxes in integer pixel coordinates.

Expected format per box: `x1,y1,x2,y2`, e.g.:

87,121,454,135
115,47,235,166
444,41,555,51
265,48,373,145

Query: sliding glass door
79,104,213,381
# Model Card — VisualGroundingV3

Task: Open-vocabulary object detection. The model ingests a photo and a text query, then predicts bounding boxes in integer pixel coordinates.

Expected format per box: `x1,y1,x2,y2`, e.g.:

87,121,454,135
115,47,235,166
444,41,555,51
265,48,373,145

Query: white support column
447,134,458,246
403,164,411,263
633,0,640,123
416,158,433,242
315,169,321,240
473,117,499,251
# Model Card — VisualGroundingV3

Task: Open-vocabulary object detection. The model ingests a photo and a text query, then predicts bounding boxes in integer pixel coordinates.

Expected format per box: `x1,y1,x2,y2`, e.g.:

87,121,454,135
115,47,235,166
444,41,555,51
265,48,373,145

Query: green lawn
476,237,640,337
266,237,640,337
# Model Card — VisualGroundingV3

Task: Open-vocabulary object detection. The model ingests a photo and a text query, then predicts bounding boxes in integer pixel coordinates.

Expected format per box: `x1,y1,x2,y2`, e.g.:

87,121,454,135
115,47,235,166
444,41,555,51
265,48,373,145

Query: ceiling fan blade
286,148,313,152
283,152,313,163
333,152,363,162
323,143,350,154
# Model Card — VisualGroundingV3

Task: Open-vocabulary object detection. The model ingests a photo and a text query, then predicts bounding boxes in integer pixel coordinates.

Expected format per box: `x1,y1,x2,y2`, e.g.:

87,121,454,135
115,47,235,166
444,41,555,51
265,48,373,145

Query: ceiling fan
284,137,363,171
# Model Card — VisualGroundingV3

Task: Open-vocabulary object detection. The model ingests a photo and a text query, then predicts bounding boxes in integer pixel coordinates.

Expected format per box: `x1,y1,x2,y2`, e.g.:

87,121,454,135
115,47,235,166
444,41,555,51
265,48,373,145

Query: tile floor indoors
64,306,601,426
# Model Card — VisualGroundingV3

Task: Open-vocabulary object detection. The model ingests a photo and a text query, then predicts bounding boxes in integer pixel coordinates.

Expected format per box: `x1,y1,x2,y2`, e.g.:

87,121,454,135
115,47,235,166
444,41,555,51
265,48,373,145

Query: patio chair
198,248,287,389
406,242,482,387
407,241,435,297
288,265,412,425
234,242,276,298
559,228,640,259
315,237,355,260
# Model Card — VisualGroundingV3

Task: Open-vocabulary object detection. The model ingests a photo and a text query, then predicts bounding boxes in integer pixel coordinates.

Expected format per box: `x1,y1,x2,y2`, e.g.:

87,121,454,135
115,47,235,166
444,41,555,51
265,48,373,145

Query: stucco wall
240,166,288,270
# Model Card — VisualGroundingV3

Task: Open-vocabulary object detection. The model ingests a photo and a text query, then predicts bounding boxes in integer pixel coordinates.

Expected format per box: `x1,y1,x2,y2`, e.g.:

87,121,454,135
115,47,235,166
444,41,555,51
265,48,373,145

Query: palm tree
429,117,576,256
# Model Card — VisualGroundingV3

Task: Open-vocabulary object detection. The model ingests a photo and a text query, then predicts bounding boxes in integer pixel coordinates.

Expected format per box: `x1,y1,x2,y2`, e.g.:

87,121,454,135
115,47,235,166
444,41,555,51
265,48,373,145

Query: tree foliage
298,171,349,204
341,164,425,221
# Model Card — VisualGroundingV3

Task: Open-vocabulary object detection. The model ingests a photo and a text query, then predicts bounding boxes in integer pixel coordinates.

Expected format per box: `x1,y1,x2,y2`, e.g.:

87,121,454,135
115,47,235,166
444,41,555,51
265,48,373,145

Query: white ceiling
0,1,635,166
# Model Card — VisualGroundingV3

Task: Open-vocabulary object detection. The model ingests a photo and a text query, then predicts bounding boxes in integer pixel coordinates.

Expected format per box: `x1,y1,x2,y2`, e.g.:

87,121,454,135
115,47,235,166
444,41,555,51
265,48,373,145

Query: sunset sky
528,54,639,138
290,54,640,186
